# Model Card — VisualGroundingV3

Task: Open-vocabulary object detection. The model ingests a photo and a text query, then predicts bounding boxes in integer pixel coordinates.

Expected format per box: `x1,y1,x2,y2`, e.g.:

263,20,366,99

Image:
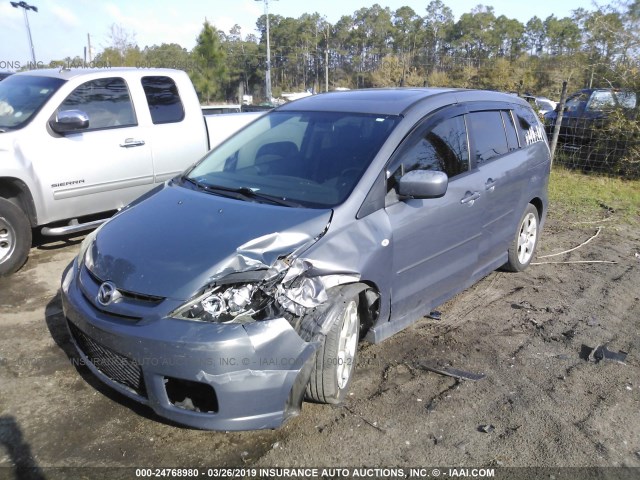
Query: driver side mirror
50,109,89,134
398,170,448,199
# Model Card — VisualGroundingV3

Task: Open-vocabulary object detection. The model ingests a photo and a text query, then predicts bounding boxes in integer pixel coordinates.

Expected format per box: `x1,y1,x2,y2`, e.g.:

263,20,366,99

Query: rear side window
616,91,636,109
141,76,184,124
587,91,615,112
388,115,469,191
58,77,136,130
466,111,508,164
502,111,519,151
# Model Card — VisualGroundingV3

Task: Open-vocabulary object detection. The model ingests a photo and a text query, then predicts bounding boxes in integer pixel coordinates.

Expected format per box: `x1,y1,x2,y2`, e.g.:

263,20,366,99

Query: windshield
187,110,400,208
0,75,66,130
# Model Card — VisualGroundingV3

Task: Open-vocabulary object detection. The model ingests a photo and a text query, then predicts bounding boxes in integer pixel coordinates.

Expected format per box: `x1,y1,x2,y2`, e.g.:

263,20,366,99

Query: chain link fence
546,90,639,178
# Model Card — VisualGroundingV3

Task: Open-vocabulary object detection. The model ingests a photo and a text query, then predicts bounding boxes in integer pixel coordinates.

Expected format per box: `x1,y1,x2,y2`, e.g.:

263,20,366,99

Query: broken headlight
170,283,273,324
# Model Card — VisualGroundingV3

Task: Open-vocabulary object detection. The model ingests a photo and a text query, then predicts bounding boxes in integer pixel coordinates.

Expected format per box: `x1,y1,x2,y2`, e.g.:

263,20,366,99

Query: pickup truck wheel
504,203,539,272
0,198,32,276
306,293,360,404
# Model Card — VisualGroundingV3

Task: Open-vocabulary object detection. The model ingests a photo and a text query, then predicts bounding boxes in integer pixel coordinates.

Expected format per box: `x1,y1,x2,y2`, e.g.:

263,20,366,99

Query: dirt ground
0,206,639,478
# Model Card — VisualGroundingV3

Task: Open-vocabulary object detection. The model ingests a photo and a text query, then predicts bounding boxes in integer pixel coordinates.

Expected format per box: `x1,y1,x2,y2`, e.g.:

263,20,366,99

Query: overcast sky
0,0,599,67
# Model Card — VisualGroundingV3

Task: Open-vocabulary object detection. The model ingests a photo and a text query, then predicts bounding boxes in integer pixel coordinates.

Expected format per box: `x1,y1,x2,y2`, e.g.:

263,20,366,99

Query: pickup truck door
34,76,154,222
138,75,209,183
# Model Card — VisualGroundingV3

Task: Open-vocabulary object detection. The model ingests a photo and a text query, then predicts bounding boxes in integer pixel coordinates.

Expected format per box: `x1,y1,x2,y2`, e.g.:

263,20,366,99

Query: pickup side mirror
50,110,89,134
398,170,448,199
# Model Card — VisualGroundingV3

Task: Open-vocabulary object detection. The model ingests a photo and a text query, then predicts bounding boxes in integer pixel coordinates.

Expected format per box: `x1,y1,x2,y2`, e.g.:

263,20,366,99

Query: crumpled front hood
89,182,332,300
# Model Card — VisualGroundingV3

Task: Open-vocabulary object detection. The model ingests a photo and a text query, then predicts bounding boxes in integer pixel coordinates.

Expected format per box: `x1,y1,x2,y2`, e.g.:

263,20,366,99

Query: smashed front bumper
60,260,318,431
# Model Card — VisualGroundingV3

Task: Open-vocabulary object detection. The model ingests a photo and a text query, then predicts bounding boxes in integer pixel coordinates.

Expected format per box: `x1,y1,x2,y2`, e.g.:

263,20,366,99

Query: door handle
485,178,497,191
120,138,146,148
460,191,480,205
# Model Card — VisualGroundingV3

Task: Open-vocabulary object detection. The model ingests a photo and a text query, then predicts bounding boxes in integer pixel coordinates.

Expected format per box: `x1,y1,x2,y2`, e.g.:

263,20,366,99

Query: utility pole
255,0,277,102
87,33,92,63
325,48,329,92
323,23,330,92
10,1,38,66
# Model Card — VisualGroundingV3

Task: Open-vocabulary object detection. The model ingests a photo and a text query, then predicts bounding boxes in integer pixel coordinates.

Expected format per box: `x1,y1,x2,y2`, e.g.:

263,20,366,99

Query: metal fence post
550,81,568,167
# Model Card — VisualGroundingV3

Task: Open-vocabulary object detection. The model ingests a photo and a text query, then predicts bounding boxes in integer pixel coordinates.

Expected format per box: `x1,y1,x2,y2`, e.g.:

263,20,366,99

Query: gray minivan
61,88,550,430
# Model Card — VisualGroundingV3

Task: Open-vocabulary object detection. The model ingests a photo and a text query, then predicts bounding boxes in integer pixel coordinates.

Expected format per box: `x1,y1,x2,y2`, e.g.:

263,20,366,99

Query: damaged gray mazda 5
61,88,550,430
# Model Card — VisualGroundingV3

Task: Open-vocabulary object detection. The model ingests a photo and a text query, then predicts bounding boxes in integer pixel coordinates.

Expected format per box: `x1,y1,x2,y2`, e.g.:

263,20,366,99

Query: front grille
80,289,142,321
68,320,146,397
85,267,165,304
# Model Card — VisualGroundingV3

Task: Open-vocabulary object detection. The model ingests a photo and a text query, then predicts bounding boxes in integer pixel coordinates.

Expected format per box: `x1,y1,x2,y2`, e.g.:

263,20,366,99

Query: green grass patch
548,167,640,222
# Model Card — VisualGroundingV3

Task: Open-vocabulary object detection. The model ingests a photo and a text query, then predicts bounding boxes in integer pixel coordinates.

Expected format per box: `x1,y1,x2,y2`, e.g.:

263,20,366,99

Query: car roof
575,88,632,94
11,67,182,81
277,88,529,116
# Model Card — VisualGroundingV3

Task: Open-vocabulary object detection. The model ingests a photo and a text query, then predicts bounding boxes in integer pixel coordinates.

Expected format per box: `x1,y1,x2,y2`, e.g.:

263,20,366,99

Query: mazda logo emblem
97,281,121,306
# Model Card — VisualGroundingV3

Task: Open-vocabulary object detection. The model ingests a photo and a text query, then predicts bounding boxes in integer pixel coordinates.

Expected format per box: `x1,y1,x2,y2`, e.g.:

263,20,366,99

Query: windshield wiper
182,177,301,207
231,186,303,207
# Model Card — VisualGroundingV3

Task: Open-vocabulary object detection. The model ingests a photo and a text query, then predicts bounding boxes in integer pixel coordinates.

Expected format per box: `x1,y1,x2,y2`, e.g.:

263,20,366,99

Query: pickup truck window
616,91,637,109
587,91,615,112
141,76,185,124
0,75,65,130
57,77,136,131
565,92,590,114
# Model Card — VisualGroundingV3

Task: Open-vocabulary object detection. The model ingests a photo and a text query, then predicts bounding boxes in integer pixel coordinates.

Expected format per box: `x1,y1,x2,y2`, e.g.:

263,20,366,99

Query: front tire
0,198,32,276
504,203,539,272
306,293,360,404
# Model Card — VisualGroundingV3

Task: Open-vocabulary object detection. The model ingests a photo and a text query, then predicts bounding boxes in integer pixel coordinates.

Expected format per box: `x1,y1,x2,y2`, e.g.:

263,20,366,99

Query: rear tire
306,293,360,404
504,203,539,272
0,197,32,276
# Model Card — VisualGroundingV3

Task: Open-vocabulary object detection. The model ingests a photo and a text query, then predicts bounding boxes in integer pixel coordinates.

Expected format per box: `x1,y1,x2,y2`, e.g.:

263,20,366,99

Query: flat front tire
306,293,360,404
0,198,31,276
504,203,539,272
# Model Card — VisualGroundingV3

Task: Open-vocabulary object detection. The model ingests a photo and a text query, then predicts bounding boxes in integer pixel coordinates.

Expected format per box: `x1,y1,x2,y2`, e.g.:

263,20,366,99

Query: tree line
50,0,639,103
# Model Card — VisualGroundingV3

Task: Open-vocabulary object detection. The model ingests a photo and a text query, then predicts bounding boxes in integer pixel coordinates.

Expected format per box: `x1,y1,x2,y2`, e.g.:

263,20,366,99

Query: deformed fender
295,282,376,343
243,317,319,422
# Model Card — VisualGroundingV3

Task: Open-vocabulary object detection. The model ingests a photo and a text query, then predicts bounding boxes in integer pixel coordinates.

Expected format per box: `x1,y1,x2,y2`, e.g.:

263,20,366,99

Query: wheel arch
355,280,381,340
297,281,380,343
0,177,37,227
328,281,381,340
529,196,544,220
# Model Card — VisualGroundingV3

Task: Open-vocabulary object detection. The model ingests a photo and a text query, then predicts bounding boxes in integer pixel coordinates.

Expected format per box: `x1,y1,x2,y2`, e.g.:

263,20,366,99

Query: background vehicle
544,88,638,171
62,88,551,430
0,68,262,275
201,104,241,115
523,94,557,115
0,72,13,81
544,88,637,143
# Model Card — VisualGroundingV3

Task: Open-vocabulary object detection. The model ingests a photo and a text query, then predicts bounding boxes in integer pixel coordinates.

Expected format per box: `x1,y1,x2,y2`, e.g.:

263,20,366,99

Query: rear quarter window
513,105,546,147
141,76,185,124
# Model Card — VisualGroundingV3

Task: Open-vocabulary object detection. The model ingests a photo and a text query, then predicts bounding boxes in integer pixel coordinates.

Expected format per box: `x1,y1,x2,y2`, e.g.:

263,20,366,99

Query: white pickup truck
0,68,263,275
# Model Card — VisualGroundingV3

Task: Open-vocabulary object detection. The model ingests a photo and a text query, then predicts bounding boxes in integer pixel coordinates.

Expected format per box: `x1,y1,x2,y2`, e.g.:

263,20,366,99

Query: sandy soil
0,209,639,478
